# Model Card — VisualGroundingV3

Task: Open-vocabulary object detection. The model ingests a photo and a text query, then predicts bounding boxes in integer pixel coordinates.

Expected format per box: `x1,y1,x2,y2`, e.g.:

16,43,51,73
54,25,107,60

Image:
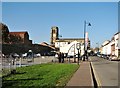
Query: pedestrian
61,53,64,63
58,52,61,63
86,55,88,61
83,54,85,61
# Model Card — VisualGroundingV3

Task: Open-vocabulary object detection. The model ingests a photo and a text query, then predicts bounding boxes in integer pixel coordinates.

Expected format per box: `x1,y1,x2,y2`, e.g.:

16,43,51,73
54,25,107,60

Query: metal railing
2,56,57,76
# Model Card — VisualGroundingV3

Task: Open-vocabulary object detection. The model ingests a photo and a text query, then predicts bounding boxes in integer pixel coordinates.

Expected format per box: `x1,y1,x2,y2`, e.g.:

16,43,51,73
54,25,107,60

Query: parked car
10,53,20,59
93,53,97,56
67,55,73,58
109,55,118,61
101,54,103,58
0,53,5,58
22,53,27,58
106,55,110,60
97,54,102,58
102,54,107,59
34,53,41,58
14,53,19,57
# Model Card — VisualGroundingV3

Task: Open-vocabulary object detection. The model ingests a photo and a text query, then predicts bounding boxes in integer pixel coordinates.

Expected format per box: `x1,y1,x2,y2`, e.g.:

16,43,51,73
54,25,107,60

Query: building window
53,30,56,33
116,43,118,47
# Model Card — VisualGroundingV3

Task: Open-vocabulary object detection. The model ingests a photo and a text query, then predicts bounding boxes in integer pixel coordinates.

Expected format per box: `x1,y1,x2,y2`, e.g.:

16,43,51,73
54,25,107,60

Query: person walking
61,53,64,63
58,52,61,63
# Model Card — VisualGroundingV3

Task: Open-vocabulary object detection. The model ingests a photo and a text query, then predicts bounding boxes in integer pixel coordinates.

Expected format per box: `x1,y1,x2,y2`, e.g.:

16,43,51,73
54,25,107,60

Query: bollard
19,58,22,67
11,60,14,71
39,57,41,64
12,60,14,65
9,63,11,72
14,59,16,69
11,59,16,74
68,58,70,63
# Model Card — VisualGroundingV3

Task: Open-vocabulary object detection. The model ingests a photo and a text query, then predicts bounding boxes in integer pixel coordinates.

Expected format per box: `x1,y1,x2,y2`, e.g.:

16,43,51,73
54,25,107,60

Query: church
50,26,91,56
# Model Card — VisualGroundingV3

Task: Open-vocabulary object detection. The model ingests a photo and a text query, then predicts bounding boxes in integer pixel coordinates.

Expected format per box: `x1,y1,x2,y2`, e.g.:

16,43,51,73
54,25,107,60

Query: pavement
66,61,93,87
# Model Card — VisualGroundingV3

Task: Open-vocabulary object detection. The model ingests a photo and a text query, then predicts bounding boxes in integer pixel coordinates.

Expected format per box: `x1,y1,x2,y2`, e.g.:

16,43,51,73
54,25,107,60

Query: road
90,56,119,87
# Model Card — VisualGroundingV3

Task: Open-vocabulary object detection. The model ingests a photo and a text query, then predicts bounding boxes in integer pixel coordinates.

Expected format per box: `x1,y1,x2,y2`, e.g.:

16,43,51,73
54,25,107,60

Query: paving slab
66,61,93,87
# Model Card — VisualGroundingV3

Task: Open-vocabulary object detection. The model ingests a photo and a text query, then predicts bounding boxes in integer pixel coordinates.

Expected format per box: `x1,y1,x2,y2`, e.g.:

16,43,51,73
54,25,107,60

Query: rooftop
114,32,120,36
9,31,28,34
58,38,84,40
56,38,85,42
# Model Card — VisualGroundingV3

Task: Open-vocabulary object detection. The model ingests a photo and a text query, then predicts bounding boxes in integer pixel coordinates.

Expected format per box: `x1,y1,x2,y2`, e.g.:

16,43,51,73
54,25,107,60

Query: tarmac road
90,56,119,87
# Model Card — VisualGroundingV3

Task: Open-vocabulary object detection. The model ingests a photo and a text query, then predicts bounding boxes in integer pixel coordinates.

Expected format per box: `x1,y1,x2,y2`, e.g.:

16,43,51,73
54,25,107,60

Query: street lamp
96,43,99,53
83,20,91,61
76,43,81,65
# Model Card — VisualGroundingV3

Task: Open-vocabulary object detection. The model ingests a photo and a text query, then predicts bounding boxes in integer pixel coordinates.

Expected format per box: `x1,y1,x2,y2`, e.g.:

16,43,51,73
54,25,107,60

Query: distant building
55,38,90,56
50,26,91,56
0,23,32,45
55,38,90,49
114,32,120,57
9,31,32,45
40,42,55,50
50,26,90,48
100,32,120,57
40,42,49,46
50,26,59,46
101,40,111,55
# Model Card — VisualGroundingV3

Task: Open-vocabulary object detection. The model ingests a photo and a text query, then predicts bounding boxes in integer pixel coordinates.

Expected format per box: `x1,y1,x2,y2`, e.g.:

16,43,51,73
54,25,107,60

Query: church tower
50,26,59,46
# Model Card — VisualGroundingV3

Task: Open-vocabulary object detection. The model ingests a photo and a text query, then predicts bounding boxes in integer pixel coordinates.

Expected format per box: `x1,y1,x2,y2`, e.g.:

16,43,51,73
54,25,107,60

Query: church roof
56,38,85,42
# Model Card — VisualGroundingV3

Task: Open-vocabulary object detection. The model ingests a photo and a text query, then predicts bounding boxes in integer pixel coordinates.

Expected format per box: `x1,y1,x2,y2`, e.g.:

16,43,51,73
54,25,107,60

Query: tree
0,23,22,44
0,23,9,43
9,34,22,44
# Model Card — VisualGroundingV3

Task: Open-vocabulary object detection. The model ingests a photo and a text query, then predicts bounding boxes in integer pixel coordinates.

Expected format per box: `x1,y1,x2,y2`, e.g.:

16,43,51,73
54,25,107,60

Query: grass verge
2,63,79,88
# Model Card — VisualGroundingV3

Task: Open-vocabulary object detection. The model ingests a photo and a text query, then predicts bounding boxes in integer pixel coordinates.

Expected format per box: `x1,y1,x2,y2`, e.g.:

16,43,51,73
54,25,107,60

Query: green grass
2,63,79,88
2,68,11,77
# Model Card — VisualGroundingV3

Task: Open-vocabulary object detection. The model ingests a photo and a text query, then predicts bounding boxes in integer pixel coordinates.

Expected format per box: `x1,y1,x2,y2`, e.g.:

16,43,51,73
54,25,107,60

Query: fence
2,56,58,77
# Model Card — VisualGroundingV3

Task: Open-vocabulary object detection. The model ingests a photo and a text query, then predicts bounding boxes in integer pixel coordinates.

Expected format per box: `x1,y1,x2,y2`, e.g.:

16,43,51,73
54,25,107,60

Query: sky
2,2,118,48
1,0,120,2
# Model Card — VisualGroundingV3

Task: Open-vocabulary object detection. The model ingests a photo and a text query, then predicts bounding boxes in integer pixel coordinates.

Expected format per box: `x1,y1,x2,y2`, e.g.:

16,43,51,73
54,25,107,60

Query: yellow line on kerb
89,57,102,88
91,61,102,88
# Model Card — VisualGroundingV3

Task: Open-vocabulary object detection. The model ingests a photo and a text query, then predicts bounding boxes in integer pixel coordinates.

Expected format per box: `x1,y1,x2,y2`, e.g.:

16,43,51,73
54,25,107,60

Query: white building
119,33,120,57
101,32,120,57
55,38,90,56
50,26,91,56
114,32,119,57
59,41,84,56
101,40,111,55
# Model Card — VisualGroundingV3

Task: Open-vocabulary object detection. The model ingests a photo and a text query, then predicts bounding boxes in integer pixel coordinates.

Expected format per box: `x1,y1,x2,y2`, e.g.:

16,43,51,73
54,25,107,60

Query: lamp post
76,43,81,65
96,43,99,53
83,20,91,61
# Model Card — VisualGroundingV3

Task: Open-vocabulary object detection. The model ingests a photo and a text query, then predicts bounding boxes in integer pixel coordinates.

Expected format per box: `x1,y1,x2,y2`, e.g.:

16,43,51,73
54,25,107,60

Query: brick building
9,31,32,45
